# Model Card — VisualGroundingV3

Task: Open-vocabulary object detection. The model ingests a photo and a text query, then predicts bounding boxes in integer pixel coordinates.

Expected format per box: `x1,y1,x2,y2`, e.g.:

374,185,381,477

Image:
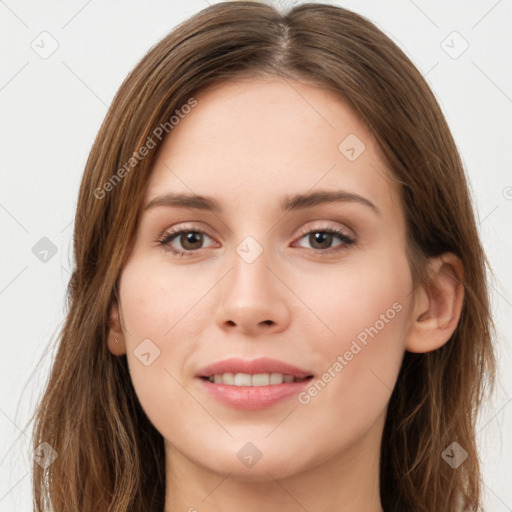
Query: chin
189,440,314,482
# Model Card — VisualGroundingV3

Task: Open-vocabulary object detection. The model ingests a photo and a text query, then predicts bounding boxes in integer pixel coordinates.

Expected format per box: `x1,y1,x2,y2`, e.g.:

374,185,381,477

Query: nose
215,245,291,336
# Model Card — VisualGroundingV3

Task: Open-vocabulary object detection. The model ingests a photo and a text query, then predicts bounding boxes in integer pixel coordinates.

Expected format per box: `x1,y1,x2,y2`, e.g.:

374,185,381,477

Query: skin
108,78,464,512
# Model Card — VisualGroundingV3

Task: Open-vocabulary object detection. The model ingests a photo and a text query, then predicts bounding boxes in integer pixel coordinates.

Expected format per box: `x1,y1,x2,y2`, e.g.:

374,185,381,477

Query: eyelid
292,222,356,252
157,220,356,256
158,224,217,246
294,221,354,239
158,221,352,241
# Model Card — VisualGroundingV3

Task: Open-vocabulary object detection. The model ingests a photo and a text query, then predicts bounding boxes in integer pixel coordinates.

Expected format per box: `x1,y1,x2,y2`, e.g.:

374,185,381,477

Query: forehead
145,78,402,222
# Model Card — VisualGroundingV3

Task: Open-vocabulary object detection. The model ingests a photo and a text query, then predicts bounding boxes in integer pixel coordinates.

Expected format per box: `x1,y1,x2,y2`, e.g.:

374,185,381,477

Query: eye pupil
181,232,203,250
310,232,332,249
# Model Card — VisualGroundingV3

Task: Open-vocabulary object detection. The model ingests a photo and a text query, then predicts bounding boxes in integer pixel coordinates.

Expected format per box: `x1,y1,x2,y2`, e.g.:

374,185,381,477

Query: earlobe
406,253,465,354
107,301,127,356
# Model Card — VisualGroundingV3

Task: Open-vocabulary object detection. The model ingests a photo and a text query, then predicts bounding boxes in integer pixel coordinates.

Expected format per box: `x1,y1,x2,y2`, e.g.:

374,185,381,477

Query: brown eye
158,228,217,257
308,232,334,250
296,227,355,252
179,231,204,250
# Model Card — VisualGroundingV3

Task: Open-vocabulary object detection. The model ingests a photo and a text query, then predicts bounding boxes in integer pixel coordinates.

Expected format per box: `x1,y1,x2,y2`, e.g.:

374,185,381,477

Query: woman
30,2,496,511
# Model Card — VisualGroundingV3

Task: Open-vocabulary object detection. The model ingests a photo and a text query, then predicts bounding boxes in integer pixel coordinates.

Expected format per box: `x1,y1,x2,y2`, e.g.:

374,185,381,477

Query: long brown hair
28,2,496,510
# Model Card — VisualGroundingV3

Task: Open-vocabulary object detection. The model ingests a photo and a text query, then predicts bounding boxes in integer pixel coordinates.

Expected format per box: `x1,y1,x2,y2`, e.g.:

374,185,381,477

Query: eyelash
156,225,355,258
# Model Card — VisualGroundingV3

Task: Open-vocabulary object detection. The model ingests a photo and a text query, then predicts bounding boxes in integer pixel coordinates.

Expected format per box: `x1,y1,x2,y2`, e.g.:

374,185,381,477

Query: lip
195,357,315,410
195,357,314,380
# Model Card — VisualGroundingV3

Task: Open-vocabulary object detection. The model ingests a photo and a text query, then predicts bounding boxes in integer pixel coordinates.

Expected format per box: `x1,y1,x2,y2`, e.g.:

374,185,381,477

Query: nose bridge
229,234,276,303
215,233,290,334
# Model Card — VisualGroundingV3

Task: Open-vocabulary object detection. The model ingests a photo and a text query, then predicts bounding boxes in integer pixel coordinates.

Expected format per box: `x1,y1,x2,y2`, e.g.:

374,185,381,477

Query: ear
107,301,127,356
406,252,465,353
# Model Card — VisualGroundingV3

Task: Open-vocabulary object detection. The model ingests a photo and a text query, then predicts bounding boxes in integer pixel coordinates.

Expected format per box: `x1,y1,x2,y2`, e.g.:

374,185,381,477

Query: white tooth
269,373,284,384
251,373,270,386
209,372,297,386
234,373,252,386
222,372,234,385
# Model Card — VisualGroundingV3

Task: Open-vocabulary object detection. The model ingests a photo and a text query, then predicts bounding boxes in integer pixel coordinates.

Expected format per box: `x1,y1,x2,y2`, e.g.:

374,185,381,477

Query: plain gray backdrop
1,0,511,510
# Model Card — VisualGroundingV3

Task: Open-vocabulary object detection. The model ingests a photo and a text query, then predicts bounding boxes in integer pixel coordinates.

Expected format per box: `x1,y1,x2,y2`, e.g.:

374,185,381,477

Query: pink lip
195,357,314,410
196,357,314,379
198,380,312,409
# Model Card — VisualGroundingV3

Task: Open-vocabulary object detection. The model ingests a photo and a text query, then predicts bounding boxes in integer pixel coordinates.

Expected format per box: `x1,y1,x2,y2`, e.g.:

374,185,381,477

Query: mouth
195,357,315,383
195,358,315,409
200,373,313,386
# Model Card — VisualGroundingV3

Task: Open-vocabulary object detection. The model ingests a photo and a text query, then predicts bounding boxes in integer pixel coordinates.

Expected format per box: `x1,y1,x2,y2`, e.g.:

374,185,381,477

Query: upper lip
196,357,314,379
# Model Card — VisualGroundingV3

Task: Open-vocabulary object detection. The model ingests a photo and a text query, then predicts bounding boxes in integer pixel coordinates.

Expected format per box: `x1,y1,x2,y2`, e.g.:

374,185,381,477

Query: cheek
294,255,411,431
116,261,196,407
301,251,410,345
117,258,234,423
118,258,214,342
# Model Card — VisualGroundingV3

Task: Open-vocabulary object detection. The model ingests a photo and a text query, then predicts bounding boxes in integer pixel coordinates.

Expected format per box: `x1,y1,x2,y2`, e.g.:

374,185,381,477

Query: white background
0,0,511,510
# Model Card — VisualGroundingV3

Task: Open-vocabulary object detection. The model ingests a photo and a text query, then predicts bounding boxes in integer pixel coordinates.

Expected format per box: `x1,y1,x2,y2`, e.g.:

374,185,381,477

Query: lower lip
197,377,313,410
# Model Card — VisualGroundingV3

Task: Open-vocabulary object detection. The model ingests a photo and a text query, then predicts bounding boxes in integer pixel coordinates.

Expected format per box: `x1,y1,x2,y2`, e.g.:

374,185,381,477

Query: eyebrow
143,190,381,216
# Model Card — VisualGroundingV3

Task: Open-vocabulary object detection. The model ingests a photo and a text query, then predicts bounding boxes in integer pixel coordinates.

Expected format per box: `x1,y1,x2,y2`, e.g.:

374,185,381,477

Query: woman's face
112,78,416,481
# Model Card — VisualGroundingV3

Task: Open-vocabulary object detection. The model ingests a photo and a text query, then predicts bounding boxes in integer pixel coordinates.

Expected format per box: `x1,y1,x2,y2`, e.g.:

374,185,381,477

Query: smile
202,372,312,386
